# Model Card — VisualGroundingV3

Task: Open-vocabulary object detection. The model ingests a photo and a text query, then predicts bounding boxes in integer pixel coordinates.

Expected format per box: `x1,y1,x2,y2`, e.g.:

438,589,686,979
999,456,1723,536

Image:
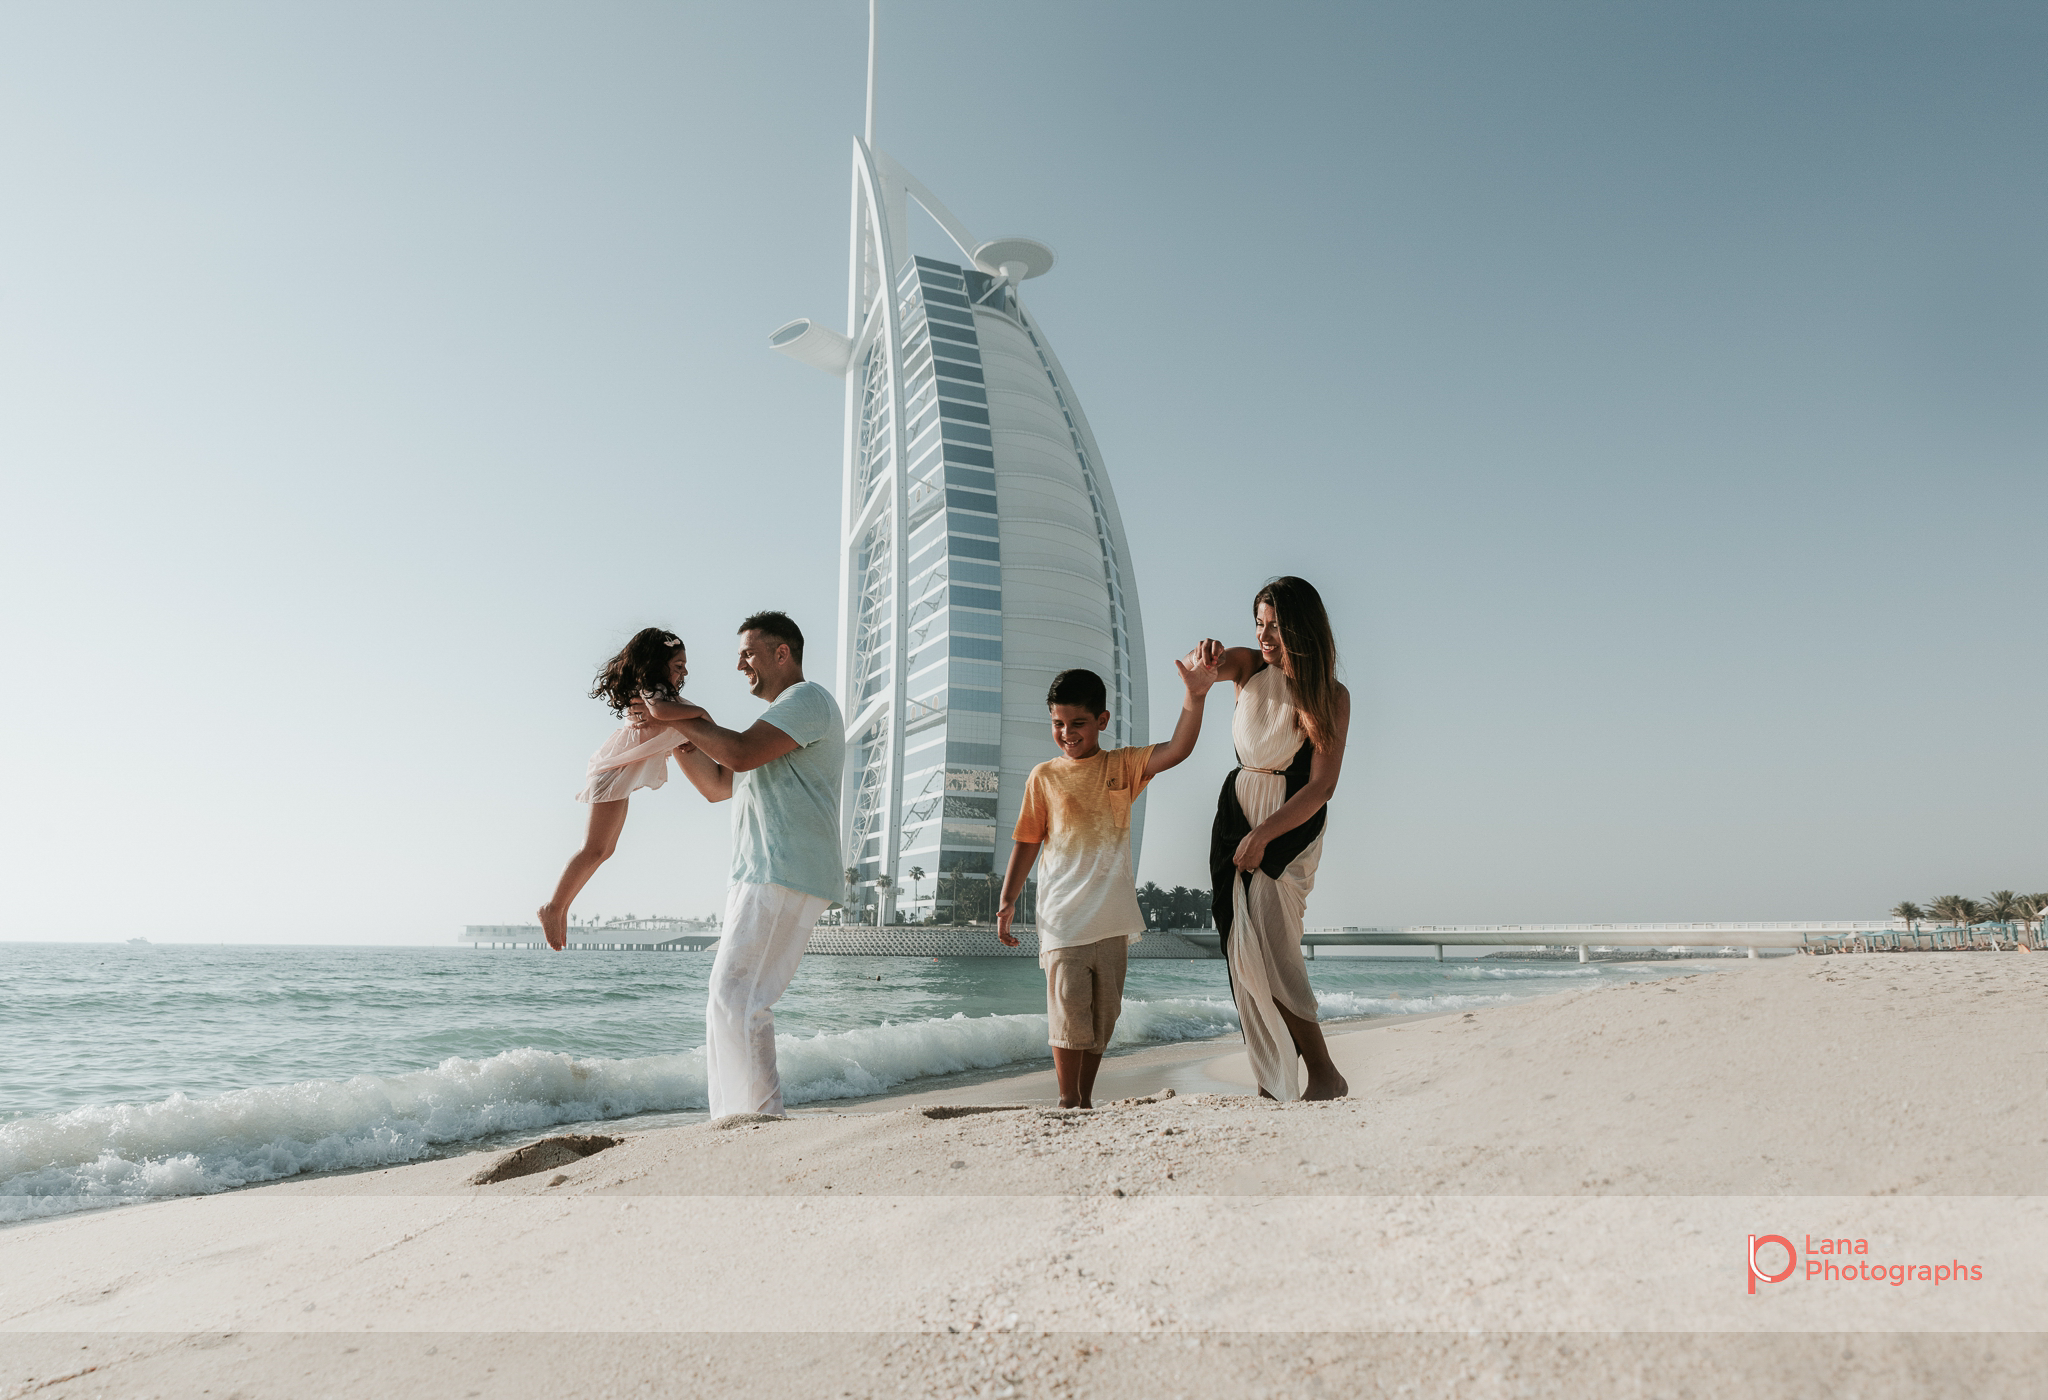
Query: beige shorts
1043,937,1130,1052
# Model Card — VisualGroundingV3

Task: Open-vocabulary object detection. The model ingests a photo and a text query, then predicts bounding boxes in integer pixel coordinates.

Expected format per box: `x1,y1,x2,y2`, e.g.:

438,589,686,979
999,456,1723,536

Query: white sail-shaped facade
771,138,1147,924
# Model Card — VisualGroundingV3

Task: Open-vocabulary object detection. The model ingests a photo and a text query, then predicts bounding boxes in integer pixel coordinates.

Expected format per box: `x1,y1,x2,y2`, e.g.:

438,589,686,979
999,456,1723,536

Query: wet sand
4,954,2044,1398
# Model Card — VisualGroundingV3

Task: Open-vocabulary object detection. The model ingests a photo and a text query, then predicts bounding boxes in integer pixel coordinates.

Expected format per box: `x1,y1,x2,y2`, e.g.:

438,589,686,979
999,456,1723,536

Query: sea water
1,942,1698,1221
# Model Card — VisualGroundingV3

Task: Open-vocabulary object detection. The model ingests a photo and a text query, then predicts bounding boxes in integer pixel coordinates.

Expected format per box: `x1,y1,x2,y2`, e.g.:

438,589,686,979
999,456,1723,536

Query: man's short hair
1046,668,1107,714
739,610,804,663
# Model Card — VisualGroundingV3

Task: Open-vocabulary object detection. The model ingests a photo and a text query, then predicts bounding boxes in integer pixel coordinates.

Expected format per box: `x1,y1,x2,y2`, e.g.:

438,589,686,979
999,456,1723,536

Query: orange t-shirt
1013,744,1157,961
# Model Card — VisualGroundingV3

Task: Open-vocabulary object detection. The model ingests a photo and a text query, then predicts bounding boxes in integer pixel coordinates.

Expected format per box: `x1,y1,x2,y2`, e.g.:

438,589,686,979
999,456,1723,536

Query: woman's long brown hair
1255,576,1340,750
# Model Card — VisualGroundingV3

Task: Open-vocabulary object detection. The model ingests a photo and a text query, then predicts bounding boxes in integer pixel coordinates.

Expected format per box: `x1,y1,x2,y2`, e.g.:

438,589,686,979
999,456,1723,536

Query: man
655,610,845,1120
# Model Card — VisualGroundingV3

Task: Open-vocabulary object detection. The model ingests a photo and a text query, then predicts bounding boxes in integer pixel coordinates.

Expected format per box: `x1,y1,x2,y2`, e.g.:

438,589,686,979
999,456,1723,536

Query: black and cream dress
1208,663,1327,1100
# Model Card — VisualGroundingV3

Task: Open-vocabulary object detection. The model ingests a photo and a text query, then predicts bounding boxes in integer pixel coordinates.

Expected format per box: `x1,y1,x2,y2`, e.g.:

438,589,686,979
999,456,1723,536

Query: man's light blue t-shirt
729,680,846,902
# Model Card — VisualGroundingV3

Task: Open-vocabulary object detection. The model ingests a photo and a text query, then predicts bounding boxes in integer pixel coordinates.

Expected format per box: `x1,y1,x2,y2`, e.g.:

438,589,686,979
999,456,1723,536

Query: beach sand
5,954,2044,1397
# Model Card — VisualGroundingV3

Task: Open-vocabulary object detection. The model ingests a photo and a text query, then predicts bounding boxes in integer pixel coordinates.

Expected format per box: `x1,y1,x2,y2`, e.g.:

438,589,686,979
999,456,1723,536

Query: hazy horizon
3,1,2042,944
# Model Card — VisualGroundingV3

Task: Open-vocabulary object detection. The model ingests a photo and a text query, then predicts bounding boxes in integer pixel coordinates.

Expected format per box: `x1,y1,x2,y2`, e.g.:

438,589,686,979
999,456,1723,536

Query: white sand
4,954,2045,1398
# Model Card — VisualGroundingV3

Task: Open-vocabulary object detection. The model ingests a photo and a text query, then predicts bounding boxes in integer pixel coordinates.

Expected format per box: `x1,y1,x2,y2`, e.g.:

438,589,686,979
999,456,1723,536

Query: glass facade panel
943,465,995,489
949,659,1001,688
949,634,1002,661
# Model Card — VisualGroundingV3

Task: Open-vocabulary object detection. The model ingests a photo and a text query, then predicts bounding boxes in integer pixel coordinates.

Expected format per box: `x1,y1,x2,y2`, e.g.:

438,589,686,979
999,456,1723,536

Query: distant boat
127,938,149,945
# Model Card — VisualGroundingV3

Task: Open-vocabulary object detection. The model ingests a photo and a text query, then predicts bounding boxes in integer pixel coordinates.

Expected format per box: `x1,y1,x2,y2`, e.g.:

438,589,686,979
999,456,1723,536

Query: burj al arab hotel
770,7,1147,925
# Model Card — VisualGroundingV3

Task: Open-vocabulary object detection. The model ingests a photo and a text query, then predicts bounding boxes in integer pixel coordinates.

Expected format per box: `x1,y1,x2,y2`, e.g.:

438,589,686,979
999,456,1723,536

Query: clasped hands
1174,638,1224,696
627,694,710,753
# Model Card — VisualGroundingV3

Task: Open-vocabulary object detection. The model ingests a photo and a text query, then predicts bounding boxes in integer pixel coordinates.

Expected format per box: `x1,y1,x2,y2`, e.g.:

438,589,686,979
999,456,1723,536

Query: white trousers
705,881,828,1119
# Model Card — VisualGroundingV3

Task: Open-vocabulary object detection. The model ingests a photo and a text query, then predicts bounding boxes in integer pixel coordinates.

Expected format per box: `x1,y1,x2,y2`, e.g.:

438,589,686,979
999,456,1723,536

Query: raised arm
1199,640,1264,687
671,742,733,802
1142,646,1219,779
641,696,709,725
670,715,800,775
1231,683,1351,873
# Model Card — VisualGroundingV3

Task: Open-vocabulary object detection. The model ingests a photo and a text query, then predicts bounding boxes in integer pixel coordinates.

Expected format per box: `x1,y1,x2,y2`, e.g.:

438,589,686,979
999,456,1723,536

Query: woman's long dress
1208,664,1327,1101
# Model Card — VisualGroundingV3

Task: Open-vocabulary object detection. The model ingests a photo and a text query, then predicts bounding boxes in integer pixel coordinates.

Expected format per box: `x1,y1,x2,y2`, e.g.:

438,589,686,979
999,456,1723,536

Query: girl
537,629,705,949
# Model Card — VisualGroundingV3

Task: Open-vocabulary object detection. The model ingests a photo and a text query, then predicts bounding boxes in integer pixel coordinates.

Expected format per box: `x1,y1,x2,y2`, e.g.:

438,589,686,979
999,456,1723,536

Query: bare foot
1303,1070,1349,1101
537,903,568,951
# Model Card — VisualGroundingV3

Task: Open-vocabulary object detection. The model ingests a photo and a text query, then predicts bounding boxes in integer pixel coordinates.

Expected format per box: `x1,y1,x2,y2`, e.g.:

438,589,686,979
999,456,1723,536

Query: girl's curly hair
591,628,686,716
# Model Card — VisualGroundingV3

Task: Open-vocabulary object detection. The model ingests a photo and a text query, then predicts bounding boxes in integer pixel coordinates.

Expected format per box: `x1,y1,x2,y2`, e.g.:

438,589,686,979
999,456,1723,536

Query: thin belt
1238,764,1287,776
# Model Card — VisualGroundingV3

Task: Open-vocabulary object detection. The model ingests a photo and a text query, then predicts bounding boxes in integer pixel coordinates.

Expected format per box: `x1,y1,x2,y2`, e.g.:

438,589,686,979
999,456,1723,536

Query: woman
1202,576,1351,1101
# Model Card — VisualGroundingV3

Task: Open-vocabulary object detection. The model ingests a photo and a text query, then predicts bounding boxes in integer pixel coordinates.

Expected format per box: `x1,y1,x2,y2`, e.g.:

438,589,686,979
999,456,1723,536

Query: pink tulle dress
575,706,683,804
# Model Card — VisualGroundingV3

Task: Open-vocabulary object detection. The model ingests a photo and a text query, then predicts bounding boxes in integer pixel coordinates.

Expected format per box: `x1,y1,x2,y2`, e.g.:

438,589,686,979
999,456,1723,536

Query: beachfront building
769,22,1147,925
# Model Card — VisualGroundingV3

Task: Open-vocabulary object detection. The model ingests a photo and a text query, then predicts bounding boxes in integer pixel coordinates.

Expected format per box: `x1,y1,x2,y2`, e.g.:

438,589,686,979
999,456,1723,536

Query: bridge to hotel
463,918,2006,960
1218,919,1950,961
461,922,721,952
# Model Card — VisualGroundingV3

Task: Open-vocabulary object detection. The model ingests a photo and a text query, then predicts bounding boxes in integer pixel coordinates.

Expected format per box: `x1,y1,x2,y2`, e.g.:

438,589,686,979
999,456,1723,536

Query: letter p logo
1747,1234,1797,1295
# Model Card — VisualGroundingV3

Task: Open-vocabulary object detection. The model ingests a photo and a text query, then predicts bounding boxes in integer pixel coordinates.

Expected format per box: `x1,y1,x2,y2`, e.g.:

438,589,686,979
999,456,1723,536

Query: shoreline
0,955,1720,1227
4,953,2044,1398
801,1003,1475,1114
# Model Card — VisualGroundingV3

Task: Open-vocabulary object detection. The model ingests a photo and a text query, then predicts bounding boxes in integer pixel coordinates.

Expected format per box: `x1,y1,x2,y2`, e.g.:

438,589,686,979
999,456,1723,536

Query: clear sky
3,2,2042,944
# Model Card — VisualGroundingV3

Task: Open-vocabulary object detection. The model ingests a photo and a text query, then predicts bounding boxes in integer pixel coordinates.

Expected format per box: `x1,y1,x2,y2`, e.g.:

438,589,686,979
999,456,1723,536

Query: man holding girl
542,610,843,1122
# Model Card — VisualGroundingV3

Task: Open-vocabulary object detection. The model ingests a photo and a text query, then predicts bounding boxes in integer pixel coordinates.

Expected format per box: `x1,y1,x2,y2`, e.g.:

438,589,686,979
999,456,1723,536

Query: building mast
864,0,877,147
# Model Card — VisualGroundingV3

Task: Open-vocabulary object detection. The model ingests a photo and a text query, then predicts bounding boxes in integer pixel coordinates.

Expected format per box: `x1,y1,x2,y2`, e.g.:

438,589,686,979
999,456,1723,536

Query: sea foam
0,974,1613,1222
0,999,1217,1221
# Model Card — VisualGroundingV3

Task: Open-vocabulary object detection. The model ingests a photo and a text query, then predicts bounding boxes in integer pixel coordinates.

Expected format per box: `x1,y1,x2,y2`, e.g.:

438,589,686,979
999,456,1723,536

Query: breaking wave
1,962,1651,1222
3,999,1209,1221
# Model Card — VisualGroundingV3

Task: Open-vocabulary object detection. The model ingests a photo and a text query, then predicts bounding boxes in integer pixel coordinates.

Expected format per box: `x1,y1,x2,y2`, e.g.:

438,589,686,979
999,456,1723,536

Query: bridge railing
1165,921,1904,953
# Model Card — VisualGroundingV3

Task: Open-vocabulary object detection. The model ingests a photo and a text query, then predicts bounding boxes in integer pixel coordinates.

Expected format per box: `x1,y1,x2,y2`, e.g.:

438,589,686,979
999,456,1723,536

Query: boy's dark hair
1046,668,1108,714
739,610,804,663
591,628,685,716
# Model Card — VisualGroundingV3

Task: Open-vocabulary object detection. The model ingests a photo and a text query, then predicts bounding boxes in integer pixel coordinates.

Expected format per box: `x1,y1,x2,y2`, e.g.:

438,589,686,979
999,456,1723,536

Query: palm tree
832,866,855,926
1928,895,1986,947
945,859,969,924
906,866,926,922
946,864,988,924
873,873,893,928
1891,901,1924,947
1984,891,2022,938
2023,893,2048,948
1954,895,1986,946
1927,895,1964,942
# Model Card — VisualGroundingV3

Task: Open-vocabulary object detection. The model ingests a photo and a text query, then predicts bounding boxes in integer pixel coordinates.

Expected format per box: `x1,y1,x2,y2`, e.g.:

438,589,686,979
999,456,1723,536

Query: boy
997,651,1216,1108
